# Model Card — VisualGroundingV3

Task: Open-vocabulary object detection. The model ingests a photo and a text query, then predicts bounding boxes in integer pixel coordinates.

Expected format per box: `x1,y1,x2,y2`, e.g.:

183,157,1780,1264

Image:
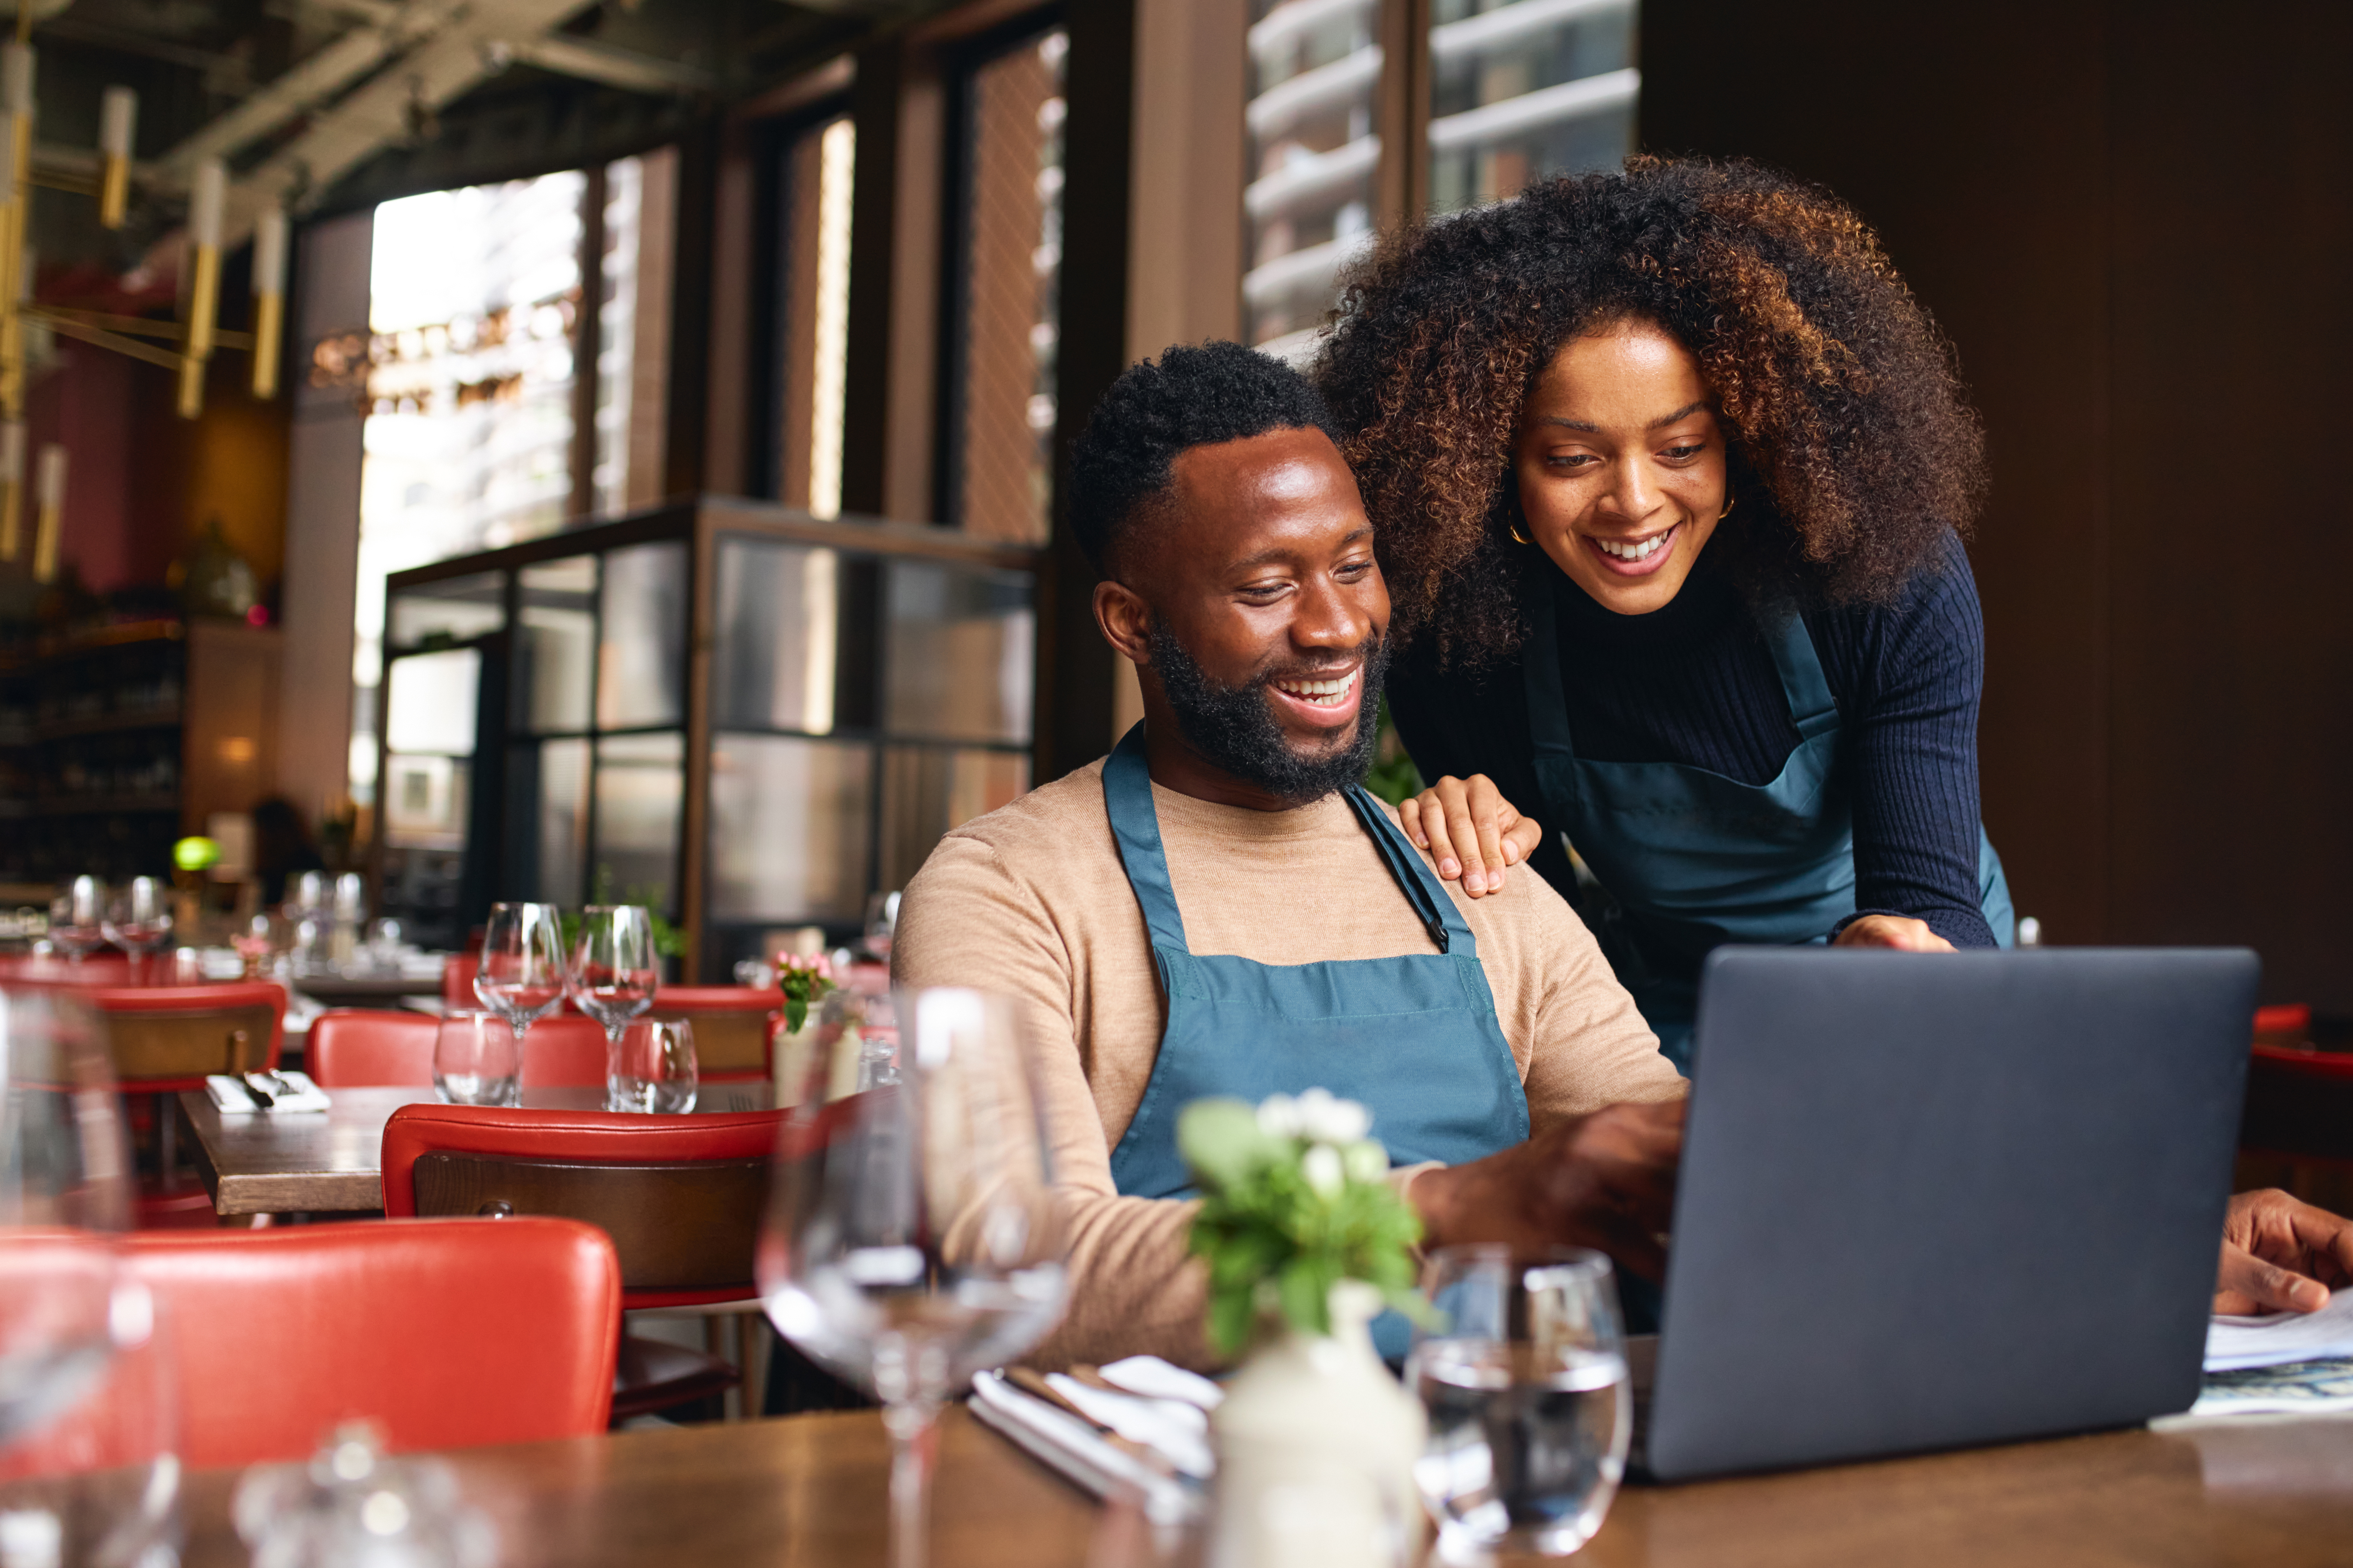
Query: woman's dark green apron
1100,723,1529,1201
1522,573,2013,1073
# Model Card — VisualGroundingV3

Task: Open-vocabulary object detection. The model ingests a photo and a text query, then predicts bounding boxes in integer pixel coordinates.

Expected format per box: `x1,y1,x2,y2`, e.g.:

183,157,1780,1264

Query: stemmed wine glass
100,877,174,978
46,878,106,964
757,988,1067,1568
473,903,566,1078
569,906,659,1112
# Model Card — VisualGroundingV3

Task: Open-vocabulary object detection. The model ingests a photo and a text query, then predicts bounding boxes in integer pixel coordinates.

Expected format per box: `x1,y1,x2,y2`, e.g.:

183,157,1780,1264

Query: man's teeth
1596,531,1671,561
1272,671,1356,707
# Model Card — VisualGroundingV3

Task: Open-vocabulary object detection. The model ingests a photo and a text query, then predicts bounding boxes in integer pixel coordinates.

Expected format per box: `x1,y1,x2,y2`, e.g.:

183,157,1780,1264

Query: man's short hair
1067,341,1342,579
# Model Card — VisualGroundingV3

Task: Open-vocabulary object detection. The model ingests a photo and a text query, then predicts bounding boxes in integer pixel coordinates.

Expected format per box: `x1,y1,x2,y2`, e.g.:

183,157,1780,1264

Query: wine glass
569,906,658,1108
862,891,901,962
1407,1246,1632,1560
757,988,1067,1568
46,878,106,964
100,877,174,978
474,903,566,1069
433,1011,521,1107
609,1020,696,1114
0,985,132,1461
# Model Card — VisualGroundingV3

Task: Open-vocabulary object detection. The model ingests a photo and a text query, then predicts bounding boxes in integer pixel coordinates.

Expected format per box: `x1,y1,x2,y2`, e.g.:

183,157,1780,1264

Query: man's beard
1147,624,1389,806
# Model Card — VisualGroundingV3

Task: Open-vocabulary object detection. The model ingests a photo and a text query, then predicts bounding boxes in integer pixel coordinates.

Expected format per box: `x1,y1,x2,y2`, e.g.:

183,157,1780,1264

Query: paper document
2205,1290,2353,1371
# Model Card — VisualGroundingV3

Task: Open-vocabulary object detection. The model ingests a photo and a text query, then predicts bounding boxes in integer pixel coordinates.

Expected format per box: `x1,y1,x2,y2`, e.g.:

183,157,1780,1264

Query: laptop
1641,946,2258,1482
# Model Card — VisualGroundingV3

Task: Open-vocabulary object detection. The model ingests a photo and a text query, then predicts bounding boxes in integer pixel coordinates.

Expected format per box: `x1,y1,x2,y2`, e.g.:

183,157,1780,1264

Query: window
943,25,1068,544
1244,0,1381,360
1241,0,1640,357
766,112,857,517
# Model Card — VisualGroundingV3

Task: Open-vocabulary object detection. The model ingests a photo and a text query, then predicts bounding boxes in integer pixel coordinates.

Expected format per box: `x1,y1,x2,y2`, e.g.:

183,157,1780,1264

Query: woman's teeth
1272,671,1356,707
1595,530,1671,561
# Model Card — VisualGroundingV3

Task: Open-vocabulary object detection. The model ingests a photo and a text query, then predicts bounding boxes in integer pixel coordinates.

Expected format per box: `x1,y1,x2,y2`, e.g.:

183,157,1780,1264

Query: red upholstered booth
381,1102,792,1419
0,1219,620,1472
307,1009,607,1089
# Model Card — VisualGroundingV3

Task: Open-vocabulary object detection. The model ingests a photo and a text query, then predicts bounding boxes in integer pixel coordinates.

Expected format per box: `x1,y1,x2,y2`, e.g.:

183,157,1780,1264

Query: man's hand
1833,914,1956,952
2215,1188,2353,1314
1410,1100,1686,1282
1398,774,1546,898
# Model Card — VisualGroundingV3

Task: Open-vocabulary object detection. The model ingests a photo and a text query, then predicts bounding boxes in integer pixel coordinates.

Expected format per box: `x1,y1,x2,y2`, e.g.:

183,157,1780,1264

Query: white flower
1301,1142,1345,1198
1294,1087,1371,1146
1342,1139,1388,1184
1256,1093,1303,1139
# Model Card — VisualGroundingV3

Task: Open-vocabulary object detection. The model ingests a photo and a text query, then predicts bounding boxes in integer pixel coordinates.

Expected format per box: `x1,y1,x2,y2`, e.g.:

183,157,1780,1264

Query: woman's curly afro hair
1314,156,1987,668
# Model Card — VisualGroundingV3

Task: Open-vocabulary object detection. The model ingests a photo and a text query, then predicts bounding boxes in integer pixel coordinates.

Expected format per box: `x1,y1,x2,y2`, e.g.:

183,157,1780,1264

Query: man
894,342,2351,1370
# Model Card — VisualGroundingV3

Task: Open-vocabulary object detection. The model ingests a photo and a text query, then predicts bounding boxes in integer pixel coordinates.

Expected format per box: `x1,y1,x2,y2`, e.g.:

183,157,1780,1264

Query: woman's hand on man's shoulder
1399,774,1544,898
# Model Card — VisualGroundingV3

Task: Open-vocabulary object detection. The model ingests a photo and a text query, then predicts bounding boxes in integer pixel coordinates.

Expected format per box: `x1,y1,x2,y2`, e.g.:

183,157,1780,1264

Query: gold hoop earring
1718,494,1737,521
1509,523,1533,545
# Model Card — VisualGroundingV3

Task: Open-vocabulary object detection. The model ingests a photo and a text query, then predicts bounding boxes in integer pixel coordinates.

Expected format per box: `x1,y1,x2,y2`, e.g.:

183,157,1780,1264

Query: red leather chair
646,987,781,1083
382,1102,789,1420
80,981,288,1228
442,952,479,1009
306,1008,606,1089
0,1219,620,1472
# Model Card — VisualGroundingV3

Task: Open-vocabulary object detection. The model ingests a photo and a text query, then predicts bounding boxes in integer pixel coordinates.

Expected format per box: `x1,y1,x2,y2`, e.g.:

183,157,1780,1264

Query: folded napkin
205,1072,331,1114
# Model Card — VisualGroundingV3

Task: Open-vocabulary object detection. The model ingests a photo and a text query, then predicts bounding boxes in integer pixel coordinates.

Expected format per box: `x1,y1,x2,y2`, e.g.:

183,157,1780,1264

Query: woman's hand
1399,774,1545,897
1833,914,1956,952
2215,1188,2353,1314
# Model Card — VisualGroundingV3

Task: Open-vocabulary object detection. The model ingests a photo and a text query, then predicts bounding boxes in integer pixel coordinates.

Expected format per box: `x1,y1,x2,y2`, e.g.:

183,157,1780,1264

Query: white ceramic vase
1209,1280,1426,1568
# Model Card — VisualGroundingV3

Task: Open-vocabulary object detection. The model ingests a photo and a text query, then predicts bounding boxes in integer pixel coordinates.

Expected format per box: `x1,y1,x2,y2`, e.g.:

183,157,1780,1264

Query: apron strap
1342,787,1474,957
1103,722,1192,954
1759,606,1841,741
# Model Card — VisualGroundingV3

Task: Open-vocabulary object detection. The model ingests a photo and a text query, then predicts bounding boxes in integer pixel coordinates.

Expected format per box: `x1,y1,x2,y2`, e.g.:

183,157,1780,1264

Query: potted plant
1179,1090,1429,1568
767,952,838,1105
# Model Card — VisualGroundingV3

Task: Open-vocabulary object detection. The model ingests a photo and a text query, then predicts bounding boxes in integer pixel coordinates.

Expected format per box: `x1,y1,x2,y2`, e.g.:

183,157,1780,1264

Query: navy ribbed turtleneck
1385,533,1996,948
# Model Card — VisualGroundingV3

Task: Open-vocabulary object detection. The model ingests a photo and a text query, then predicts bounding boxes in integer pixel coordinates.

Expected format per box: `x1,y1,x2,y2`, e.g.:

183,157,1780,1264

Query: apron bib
1101,724,1530,1202
1522,572,2013,1072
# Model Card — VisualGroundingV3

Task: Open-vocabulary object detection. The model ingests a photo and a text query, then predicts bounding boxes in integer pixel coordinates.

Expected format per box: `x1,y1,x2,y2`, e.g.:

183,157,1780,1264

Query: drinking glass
475,902,566,1068
608,1020,697,1114
758,988,1067,1568
0,985,132,1458
100,877,174,975
863,890,901,962
570,905,658,1095
433,1010,521,1107
46,878,106,963
1408,1246,1631,1560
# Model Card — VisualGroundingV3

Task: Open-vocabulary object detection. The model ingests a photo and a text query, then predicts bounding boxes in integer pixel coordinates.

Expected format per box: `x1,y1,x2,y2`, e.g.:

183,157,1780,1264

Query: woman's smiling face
1513,319,1729,616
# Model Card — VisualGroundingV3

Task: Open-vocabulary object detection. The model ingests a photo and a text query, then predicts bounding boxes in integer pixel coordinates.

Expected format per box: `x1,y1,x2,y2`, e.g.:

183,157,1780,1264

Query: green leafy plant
1180,1090,1430,1358
1360,698,1425,808
557,866,689,961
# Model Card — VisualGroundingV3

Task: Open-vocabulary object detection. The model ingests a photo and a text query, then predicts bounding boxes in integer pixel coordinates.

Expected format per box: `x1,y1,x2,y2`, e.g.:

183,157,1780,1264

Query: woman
1317,157,2010,1068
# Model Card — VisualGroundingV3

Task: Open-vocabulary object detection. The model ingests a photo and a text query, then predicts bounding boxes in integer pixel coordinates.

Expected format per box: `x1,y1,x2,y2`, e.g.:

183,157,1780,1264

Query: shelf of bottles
376,498,1040,973
0,626,185,881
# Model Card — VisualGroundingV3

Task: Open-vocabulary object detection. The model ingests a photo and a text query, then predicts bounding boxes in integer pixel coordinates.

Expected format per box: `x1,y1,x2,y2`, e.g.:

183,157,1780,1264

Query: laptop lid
1645,947,2257,1482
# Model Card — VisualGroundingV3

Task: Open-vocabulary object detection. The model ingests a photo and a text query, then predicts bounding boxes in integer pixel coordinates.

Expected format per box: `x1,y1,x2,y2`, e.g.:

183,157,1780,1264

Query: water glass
758,988,1067,1568
571,905,658,1084
475,902,566,1061
46,877,105,962
100,876,174,965
1408,1246,1631,1560
863,890,901,961
433,1011,521,1107
608,1019,696,1114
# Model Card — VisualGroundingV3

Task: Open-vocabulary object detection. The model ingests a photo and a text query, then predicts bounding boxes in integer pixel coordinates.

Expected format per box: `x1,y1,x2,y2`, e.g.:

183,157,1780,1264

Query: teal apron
1101,723,1530,1201
1523,572,2014,1073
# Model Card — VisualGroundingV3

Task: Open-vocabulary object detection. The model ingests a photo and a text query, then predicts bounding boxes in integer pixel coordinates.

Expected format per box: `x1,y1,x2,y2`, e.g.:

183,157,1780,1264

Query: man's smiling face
1116,424,1391,804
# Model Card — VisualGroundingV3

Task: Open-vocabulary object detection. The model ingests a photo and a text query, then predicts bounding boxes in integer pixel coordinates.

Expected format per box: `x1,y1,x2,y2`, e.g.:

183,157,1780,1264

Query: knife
241,1072,277,1109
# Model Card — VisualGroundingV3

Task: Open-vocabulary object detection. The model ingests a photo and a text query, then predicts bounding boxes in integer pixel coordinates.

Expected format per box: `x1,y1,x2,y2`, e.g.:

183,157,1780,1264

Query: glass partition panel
512,736,590,905
384,648,481,756
1427,0,1638,214
879,746,1030,891
708,735,873,921
597,541,688,729
1245,0,1380,358
592,731,684,913
516,556,597,734
883,561,1034,744
383,755,470,850
711,536,840,734
387,572,507,651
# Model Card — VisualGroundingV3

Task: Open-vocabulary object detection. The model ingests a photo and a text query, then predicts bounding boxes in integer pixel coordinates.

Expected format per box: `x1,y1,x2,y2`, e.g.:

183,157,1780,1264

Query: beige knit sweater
892,758,1685,1370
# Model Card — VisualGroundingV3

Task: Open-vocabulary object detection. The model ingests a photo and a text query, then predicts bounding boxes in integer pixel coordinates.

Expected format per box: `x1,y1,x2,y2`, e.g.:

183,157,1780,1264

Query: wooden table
177,1084,775,1217
172,1405,2353,1567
